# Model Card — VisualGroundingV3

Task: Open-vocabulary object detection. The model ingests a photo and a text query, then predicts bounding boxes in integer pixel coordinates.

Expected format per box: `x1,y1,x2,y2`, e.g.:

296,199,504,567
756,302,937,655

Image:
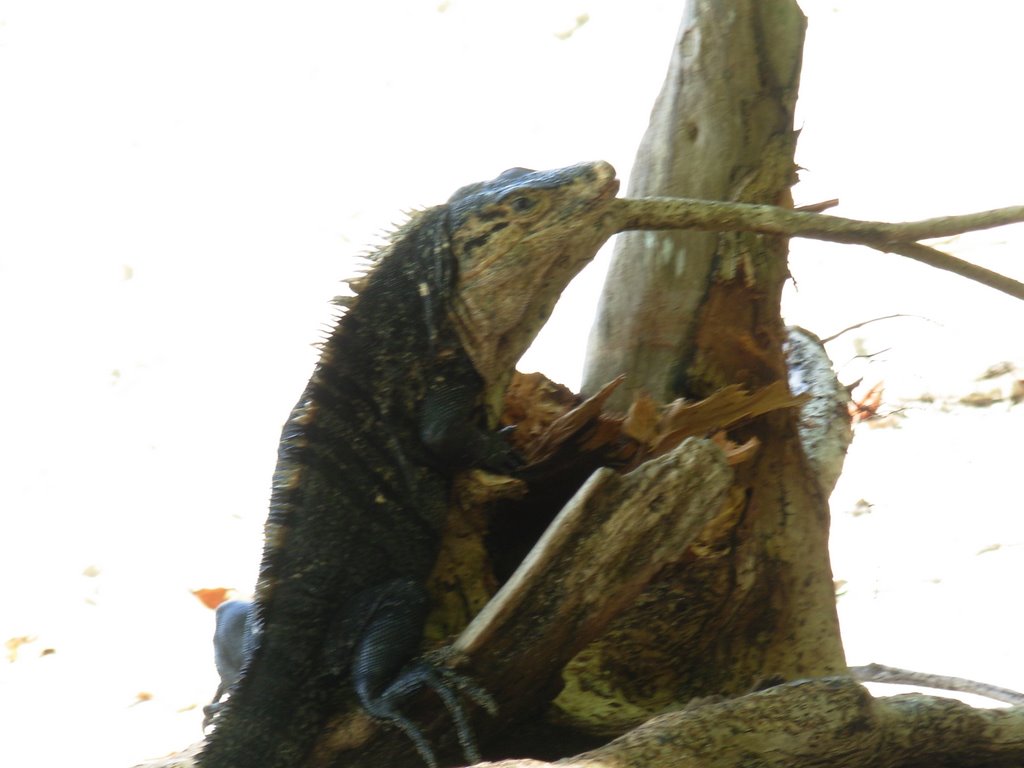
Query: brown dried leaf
5,635,37,663
191,587,233,611
850,381,884,422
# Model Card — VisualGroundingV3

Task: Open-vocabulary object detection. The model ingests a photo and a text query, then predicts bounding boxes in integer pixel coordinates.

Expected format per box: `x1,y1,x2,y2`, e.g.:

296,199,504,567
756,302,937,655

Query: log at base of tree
490,678,1024,768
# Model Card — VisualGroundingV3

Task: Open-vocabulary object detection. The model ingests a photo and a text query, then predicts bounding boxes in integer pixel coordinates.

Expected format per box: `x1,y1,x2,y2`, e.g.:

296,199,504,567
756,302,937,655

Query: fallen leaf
5,635,37,663
191,588,232,610
850,381,884,422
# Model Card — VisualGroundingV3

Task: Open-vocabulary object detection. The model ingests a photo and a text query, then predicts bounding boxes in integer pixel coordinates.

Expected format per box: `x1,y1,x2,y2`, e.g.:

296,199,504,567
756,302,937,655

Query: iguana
198,161,619,768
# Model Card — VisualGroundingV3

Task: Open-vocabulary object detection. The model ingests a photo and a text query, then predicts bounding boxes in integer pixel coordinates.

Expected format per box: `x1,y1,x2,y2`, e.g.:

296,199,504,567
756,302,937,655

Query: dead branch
483,678,1024,768
819,314,926,344
882,240,1024,299
609,196,1024,301
851,663,1024,706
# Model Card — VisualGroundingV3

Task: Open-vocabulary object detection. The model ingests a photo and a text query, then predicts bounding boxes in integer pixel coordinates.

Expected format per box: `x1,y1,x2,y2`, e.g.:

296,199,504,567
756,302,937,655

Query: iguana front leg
345,579,495,768
419,366,520,474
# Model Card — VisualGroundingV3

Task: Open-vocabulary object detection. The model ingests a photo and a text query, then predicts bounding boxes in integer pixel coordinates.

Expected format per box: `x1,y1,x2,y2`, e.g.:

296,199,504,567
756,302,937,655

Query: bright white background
1,2,1022,765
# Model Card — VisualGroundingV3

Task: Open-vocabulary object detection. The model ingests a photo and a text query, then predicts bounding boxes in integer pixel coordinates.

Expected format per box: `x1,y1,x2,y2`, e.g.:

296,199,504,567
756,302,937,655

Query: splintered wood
502,371,807,473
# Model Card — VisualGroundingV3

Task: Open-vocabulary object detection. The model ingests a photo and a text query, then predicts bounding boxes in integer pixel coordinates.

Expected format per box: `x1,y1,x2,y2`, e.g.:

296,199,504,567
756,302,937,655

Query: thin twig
876,240,1024,300
820,314,933,344
611,197,1024,243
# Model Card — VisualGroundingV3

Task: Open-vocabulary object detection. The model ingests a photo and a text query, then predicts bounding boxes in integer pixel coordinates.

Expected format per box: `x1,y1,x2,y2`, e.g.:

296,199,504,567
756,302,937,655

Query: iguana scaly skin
198,161,618,768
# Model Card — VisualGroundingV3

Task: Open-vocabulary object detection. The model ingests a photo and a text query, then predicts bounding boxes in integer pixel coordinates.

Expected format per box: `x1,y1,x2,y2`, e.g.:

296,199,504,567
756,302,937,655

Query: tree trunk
556,0,846,734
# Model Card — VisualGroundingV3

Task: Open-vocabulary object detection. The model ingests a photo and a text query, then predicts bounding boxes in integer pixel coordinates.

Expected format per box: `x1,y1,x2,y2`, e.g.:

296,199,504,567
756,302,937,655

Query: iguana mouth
586,171,620,222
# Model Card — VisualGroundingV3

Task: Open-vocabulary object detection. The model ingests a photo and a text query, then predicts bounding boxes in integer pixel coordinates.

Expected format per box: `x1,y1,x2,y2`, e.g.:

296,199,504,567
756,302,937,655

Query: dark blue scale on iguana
198,161,618,768
203,599,256,730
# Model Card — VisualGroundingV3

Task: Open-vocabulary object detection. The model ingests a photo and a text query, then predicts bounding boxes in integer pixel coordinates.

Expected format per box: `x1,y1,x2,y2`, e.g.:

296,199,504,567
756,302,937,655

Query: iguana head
445,161,619,416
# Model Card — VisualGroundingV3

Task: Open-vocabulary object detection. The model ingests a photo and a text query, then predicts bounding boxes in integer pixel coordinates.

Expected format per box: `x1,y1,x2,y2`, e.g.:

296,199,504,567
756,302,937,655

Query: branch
851,663,1024,706
609,197,1024,301
881,240,1024,299
611,197,1024,244
483,678,1024,768
818,314,926,344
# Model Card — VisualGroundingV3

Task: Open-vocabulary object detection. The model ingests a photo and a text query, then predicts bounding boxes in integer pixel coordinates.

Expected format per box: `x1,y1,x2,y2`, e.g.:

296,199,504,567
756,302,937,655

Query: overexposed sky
786,2,1024,401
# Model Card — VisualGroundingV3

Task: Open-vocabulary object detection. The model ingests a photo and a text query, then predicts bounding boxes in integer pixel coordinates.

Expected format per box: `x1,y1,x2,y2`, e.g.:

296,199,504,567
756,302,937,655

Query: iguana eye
510,195,536,213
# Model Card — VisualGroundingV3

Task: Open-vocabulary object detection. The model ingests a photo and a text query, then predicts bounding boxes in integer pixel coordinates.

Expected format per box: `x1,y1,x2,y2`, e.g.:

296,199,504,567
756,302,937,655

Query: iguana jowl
198,161,619,768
